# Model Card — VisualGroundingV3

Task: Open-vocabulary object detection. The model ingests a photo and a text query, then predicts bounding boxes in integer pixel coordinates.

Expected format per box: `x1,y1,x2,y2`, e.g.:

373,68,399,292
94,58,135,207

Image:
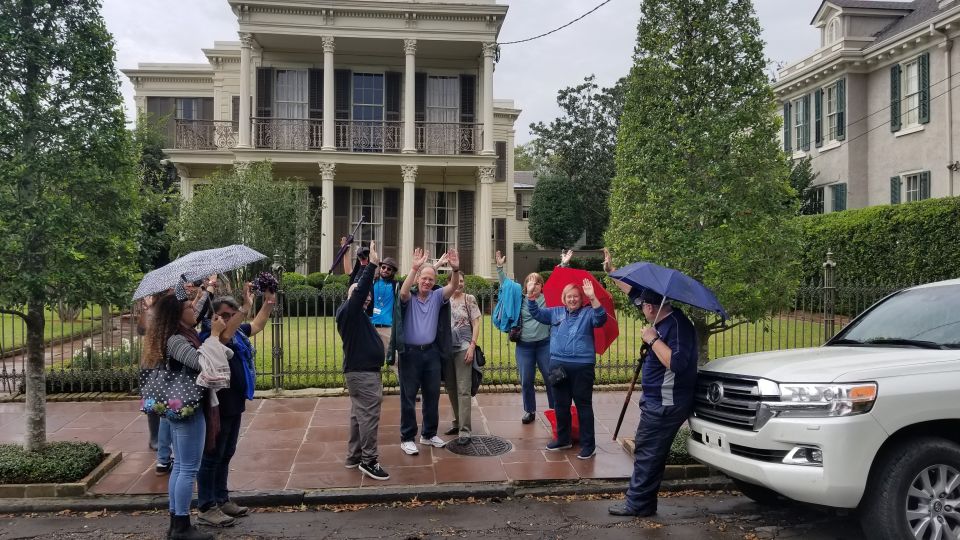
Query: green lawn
0,305,107,353
246,312,827,390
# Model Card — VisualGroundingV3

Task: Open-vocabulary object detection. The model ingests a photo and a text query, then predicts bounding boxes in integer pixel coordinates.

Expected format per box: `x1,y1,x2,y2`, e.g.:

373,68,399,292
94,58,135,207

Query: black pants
551,361,595,452
399,345,441,442
197,413,242,510
624,401,691,513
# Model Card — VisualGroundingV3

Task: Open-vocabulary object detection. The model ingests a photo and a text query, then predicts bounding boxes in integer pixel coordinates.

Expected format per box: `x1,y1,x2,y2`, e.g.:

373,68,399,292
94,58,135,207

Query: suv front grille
729,443,790,463
694,372,767,430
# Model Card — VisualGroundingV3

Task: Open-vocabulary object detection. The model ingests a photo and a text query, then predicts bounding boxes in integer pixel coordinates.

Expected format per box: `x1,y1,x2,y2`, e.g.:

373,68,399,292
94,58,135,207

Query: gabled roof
811,0,915,25
874,0,945,41
514,171,538,189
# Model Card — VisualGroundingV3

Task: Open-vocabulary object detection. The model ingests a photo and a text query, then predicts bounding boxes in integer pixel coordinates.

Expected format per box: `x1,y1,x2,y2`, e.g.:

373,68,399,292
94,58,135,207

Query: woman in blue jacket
527,279,607,460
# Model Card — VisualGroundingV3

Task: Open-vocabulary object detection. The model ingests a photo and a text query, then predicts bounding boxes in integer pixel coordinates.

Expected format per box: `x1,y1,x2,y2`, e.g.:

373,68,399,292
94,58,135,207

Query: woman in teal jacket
528,279,607,460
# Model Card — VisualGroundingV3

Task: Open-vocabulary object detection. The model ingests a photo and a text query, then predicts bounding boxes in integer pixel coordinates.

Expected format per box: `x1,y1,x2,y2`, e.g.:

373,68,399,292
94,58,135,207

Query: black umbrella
328,216,366,275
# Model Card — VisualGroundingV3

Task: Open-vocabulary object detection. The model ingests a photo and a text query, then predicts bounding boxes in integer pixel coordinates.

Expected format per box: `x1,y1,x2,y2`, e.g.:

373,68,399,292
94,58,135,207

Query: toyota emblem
707,382,724,404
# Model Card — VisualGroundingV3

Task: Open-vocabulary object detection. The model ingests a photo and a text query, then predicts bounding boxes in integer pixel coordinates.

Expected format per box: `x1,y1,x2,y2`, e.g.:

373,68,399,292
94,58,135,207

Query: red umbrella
542,266,619,355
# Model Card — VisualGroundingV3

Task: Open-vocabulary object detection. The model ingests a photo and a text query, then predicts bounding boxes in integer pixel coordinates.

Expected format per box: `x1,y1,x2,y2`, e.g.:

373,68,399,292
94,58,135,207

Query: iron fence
0,270,910,396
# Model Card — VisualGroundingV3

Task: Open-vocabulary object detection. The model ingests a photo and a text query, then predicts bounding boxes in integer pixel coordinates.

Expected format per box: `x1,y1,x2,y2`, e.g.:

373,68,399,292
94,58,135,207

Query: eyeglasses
218,311,237,320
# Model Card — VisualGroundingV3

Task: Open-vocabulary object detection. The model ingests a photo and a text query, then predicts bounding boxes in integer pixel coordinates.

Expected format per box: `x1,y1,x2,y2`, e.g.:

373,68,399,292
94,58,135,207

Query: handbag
470,362,483,397
139,360,205,420
547,365,568,386
473,345,486,368
508,324,523,343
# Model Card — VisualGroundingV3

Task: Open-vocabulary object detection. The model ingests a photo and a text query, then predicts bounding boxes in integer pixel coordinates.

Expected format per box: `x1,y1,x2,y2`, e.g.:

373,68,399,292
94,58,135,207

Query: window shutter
836,78,846,140
414,73,426,122
200,98,214,120
457,190,475,274
307,186,323,272
459,74,476,123
515,192,523,220
414,188,425,249
814,88,823,148
332,186,351,271
385,72,401,122
308,69,323,119
383,188,400,261
801,94,811,151
919,52,930,125
231,96,240,127
920,171,931,200
334,70,351,121
494,218,507,261
256,67,273,118
783,102,792,152
147,97,176,146
891,64,901,132
832,183,847,212
495,142,507,181
890,176,902,204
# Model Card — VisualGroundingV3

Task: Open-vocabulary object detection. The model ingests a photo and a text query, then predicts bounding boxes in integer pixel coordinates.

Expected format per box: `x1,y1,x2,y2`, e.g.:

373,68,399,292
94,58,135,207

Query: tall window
520,192,531,220
350,189,383,248
426,76,460,154
793,97,808,151
426,191,458,257
825,82,839,142
352,73,384,122
829,18,841,43
811,187,825,215
902,59,920,127
274,70,308,119
905,173,922,202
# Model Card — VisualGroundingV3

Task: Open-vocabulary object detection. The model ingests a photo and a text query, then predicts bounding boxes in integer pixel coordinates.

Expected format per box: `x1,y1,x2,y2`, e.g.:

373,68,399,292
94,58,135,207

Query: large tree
133,114,179,272
606,0,801,362
170,162,319,275
0,0,141,450
530,75,625,247
789,156,822,216
528,175,584,249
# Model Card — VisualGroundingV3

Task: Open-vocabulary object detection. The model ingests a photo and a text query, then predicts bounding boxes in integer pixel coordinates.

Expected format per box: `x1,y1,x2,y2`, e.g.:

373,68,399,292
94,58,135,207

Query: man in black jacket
336,241,390,481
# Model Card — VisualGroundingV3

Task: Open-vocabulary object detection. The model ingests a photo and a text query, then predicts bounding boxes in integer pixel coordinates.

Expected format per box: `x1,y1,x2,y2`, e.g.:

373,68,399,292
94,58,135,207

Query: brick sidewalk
0,392,643,495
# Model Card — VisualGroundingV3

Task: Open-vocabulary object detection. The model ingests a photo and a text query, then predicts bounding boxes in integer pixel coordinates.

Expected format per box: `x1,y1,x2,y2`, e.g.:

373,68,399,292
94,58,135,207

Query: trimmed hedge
282,272,307,289
799,197,960,284
0,442,104,484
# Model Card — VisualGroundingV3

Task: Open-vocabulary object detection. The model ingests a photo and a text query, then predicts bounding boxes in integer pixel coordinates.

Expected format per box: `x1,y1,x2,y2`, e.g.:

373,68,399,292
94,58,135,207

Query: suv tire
731,478,788,506
860,437,960,540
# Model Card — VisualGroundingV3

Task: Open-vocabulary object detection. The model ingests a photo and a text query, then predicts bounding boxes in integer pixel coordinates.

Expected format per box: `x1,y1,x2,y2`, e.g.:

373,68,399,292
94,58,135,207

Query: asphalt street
0,491,865,539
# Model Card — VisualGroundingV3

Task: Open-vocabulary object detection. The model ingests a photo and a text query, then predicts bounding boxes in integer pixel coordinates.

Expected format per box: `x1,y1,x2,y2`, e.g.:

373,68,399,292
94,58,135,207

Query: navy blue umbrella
328,216,366,275
610,262,728,320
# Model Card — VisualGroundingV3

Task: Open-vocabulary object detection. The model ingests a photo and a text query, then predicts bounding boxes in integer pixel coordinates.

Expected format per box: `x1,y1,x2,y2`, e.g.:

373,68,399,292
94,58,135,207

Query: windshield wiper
828,338,863,346
863,338,947,350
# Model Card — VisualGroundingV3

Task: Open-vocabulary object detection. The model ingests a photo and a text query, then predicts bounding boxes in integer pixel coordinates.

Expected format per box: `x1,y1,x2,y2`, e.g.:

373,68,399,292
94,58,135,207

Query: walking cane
612,342,649,441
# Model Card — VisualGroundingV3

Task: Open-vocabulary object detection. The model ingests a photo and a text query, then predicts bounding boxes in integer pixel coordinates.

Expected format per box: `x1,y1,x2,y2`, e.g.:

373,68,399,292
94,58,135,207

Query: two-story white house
123,0,522,277
775,0,960,213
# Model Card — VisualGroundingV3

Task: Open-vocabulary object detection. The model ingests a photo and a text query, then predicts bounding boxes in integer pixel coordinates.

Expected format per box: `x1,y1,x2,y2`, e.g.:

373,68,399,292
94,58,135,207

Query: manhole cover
445,435,513,457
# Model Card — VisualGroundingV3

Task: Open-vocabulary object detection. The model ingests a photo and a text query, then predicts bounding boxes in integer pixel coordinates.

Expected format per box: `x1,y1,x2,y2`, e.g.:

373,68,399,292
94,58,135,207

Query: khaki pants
444,348,473,436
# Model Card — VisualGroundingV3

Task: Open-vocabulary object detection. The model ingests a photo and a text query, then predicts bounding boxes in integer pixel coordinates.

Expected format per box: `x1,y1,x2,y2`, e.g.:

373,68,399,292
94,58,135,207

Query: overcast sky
104,0,824,143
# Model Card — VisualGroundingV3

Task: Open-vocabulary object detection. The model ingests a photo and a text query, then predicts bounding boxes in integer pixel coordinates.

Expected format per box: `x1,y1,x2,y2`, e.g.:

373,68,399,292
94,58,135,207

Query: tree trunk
690,312,712,366
24,303,46,452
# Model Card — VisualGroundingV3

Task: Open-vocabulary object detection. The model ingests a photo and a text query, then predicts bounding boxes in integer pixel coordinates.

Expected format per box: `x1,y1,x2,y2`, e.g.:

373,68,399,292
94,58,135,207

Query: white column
319,162,336,271
322,36,336,151
475,166,495,278
401,164,418,272
481,42,497,155
403,39,417,153
239,33,253,148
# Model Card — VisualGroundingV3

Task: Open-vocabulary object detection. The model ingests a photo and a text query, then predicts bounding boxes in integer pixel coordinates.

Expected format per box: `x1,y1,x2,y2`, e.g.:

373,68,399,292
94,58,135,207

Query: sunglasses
380,265,396,271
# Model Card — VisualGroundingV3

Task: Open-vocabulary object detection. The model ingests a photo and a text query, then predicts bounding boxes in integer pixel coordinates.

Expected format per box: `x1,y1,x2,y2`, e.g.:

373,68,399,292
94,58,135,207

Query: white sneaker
400,441,419,455
419,435,446,448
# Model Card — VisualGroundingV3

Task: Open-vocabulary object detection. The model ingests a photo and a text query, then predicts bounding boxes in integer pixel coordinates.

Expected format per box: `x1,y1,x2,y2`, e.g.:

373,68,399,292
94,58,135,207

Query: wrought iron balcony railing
252,117,323,150
174,120,239,150
335,120,403,153
415,122,482,155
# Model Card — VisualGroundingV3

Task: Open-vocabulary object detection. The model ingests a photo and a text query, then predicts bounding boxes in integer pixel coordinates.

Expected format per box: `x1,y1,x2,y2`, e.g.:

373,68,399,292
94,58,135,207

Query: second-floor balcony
175,118,483,156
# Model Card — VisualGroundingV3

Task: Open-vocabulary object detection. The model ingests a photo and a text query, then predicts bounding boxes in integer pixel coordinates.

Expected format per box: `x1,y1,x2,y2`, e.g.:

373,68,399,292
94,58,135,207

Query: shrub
284,285,321,317
667,426,696,465
514,242,539,250
465,275,496,299
69,339,139,371
282,272,307,289
325,274,350,286
799,197,960,284
306,272,328,290
0,442,104,484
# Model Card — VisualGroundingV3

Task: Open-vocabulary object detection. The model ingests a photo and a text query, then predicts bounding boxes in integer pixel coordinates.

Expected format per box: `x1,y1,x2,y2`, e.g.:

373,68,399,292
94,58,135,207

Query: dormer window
828,18,841,43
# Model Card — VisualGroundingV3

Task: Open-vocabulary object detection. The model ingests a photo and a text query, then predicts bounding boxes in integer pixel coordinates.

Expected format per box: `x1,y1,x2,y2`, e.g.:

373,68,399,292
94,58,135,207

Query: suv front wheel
861,437,960,540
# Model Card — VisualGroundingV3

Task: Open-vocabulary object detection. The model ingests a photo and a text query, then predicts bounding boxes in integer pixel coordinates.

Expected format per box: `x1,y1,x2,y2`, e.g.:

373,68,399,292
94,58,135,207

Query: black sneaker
359,461,390,481
155,460,172,476
521,412,535,424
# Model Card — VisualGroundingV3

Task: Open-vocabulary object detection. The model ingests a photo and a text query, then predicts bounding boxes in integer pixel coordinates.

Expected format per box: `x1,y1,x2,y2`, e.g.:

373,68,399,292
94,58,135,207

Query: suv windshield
830,284,960,349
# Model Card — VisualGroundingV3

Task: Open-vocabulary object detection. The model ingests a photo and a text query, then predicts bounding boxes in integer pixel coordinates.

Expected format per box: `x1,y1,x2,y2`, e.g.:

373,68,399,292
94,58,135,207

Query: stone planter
0,452,122,498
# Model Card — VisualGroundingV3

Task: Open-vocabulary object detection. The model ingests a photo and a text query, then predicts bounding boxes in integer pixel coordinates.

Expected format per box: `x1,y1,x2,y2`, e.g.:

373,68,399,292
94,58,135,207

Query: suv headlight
763,383,877,418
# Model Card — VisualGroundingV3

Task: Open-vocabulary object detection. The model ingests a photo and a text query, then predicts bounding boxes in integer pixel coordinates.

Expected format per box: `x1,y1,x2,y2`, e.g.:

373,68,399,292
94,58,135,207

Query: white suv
688,279,960,540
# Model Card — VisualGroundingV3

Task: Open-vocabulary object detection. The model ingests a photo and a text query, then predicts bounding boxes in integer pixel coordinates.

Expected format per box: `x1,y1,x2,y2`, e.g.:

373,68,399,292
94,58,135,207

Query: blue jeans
168,410,206,516
399,345,441,442
197,413,242,511
551,361,595,452
516,339,554,413
624,401,692,513
157,417,172,465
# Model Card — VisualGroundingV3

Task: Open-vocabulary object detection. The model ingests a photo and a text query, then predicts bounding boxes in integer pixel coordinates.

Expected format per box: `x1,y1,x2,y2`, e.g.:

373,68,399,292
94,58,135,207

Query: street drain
445,435,513,457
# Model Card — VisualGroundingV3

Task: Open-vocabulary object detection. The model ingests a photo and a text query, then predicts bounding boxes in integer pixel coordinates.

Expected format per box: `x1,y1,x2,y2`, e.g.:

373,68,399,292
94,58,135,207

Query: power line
498,0,615,45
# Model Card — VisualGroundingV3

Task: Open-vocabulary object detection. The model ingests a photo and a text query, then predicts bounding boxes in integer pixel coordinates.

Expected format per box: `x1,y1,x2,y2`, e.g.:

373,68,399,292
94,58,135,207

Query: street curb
0,476,734,513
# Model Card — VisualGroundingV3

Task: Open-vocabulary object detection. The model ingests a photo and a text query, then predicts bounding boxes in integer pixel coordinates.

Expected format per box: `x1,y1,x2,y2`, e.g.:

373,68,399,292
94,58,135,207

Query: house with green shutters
775,0,960,213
